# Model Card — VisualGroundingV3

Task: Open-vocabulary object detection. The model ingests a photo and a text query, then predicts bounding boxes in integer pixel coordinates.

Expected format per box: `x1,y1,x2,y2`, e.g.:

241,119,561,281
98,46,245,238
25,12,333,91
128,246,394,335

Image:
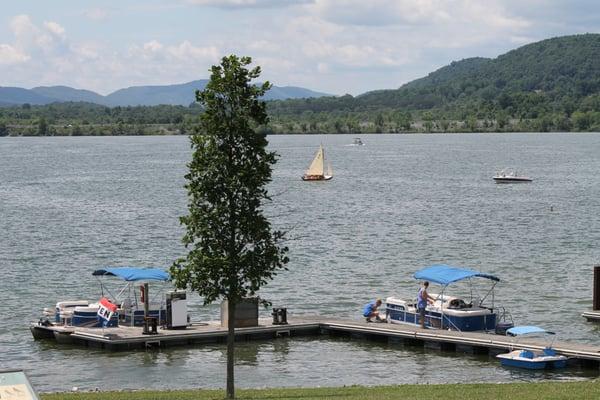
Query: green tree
0,119,8,137
374,113,384,133
572,111,591,131
496,112,509,130
37,117,48,136
170,55,289,400
71,124,83,136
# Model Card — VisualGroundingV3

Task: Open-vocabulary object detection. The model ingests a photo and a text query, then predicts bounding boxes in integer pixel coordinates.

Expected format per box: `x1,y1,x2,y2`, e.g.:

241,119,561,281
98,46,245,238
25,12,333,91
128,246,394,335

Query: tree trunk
226,300,236,399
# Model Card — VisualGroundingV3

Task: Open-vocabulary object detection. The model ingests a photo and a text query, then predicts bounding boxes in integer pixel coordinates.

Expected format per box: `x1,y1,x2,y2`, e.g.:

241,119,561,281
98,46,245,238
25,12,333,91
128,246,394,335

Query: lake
1,133,599,391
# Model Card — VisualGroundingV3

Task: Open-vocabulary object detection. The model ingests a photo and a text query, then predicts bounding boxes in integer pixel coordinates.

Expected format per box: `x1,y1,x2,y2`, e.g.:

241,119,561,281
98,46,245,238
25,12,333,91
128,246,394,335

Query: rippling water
1,133,599,391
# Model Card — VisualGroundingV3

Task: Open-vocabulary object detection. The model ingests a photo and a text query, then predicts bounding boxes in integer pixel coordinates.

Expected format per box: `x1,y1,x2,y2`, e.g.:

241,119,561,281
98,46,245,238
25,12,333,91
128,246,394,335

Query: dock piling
593,265,600,310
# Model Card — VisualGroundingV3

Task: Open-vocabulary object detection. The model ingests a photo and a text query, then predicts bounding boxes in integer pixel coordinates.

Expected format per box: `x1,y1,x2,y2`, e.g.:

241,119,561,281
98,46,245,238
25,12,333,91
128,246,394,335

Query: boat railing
496,306,513,324
441,314,461,331
422,311,462,331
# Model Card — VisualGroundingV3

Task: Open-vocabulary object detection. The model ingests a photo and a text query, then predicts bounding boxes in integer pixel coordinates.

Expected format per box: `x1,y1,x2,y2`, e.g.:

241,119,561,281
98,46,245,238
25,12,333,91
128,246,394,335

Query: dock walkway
32,317,600,368
582,310,600,322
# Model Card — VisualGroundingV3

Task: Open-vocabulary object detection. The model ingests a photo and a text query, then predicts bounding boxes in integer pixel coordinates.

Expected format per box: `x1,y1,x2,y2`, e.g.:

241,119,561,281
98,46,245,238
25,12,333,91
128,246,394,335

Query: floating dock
582,310,600,322
31,317,600,368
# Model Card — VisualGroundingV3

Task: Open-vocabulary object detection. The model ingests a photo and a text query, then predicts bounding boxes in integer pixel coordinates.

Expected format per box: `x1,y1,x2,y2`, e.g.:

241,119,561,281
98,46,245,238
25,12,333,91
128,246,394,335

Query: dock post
594,266,600,311
143,283,150,317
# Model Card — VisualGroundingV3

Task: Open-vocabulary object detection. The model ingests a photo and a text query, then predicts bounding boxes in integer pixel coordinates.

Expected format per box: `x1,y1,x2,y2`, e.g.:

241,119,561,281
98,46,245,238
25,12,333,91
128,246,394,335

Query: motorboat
493,168,532,183
302,145,333,181
30,267,175,340
496,326,568,369
350,137,364,146
385,264,513,332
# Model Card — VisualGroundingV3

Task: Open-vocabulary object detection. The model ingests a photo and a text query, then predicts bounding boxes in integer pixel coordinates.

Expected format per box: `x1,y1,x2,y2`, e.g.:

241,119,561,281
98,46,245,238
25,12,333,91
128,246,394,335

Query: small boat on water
30,267,181,341
350,137,364,146
302,145,333,181
493,169,532,183
385,264,513,332
496,326,568,369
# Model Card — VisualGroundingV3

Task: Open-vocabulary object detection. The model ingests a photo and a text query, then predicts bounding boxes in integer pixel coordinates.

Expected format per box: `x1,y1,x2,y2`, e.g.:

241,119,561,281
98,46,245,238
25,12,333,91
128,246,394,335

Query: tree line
1,98,600,137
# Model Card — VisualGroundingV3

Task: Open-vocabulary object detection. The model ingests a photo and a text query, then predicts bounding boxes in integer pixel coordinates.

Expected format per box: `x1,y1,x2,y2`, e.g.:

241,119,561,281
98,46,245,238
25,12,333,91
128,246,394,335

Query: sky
1,0,599,96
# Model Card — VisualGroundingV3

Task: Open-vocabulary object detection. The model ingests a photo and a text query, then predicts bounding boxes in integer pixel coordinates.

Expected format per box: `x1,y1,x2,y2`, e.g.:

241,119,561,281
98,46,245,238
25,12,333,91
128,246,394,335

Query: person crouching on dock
363,299,385,322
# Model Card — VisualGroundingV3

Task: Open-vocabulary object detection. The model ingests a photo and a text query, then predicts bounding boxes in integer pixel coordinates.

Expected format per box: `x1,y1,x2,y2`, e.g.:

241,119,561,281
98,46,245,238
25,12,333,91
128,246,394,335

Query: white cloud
0,2,597,95
9,14,40,49
0,44,29,65
167,40,219,61
186,0,313,9
72,43,101,60
247,40,280,52
309,0,529,29
317,62,329,73
44,21,66,39
143,40,164,53
311,0,450,26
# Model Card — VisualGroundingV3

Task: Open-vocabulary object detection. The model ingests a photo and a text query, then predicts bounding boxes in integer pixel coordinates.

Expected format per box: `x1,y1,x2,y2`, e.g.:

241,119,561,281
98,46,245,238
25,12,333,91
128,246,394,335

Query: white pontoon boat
30,267,173,340
386,264,513,332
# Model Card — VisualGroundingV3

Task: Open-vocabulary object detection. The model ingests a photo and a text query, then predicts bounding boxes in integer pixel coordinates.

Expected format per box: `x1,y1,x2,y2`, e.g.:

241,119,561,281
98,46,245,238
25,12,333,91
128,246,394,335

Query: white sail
305,145,325,176
326,162,333,178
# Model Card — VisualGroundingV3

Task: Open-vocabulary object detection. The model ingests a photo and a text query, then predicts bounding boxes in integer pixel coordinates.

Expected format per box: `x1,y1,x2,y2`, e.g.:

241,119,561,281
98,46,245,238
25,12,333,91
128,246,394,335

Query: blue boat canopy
92,267,170,282
507,326,554,336
413,264,500,285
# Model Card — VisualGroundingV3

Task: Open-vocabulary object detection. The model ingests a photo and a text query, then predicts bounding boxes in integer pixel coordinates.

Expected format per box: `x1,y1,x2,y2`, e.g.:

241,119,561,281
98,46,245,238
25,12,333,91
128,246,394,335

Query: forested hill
268,34,600,132
2,34,600,136
356,33,600,109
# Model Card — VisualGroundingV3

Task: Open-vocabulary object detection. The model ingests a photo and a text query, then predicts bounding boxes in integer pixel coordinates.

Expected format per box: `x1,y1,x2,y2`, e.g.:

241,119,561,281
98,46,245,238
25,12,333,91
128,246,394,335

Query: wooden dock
32,317,600,368
582,310,600,322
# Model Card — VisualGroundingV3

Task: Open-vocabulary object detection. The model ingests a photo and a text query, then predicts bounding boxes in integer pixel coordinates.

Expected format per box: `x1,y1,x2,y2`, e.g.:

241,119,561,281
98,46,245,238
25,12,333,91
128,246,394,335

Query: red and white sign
97,297,118,325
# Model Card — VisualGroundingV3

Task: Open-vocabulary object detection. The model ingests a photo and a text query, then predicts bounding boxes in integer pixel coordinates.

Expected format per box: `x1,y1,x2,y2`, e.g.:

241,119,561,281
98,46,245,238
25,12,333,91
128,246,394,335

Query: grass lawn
41,380,600,400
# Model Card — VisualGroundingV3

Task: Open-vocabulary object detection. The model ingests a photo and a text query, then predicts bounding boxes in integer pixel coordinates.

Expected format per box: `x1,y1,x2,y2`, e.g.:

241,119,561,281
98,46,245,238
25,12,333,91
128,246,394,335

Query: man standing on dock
418,281,435,329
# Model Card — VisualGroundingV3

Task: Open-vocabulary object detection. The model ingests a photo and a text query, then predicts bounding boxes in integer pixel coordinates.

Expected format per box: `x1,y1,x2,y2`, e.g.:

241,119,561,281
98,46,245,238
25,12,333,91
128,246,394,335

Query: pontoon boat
31,267,173,340
385,264,513,332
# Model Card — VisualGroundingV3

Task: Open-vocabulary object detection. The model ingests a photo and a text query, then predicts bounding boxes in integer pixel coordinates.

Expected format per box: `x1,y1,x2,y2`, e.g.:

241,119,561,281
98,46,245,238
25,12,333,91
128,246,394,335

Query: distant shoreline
2,130,596,138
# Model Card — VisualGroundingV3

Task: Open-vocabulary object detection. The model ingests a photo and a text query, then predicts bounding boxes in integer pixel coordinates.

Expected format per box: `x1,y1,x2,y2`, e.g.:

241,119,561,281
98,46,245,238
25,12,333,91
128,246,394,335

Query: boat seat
519,350,535,359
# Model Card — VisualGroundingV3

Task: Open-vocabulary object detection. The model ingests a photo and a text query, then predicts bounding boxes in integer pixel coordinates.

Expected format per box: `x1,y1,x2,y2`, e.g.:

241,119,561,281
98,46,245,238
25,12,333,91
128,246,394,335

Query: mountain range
0,80,330,107
270,33,600,118
3,34,600,135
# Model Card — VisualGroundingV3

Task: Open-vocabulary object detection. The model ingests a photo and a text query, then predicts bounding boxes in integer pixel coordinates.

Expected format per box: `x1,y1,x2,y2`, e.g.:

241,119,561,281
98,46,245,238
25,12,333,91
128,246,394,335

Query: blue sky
1,0,599,95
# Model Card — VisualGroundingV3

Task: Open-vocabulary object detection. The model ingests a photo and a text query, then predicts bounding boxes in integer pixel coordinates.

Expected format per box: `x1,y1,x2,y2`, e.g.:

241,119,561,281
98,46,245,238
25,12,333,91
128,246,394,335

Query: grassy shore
41,380,600,400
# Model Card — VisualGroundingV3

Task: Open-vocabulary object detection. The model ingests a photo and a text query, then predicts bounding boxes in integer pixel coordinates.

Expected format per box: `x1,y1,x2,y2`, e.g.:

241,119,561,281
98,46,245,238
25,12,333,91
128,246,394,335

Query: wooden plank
582,310,600,322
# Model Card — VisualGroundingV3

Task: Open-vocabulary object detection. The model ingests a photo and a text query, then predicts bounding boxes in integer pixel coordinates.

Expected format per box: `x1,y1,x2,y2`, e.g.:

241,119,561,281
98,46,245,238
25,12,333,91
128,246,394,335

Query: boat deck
32,316,600,367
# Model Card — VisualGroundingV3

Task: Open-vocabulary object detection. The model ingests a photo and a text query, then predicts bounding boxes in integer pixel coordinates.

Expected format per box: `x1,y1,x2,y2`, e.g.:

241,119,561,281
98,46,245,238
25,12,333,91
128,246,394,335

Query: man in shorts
417,281,435,328
363,298,384,322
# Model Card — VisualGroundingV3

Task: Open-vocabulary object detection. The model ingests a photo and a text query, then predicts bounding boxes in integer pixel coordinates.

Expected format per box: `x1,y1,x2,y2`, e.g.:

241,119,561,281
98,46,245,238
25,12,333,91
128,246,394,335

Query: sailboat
302,145,333,181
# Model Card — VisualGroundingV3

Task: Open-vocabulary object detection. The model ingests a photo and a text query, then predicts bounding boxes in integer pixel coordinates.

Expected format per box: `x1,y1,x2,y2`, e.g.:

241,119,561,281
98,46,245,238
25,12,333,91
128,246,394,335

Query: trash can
495,321,514,335
272,308,288,325
143,317,158,335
